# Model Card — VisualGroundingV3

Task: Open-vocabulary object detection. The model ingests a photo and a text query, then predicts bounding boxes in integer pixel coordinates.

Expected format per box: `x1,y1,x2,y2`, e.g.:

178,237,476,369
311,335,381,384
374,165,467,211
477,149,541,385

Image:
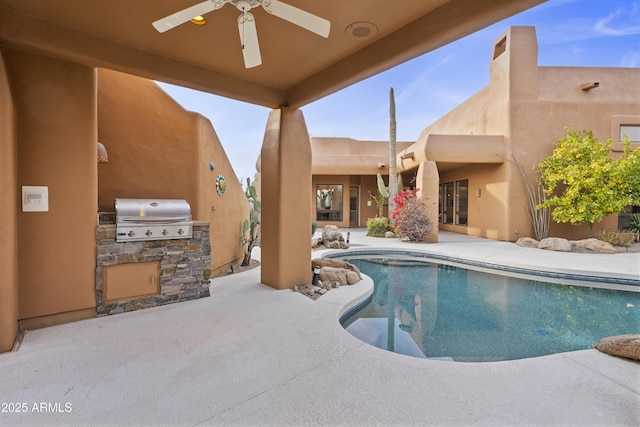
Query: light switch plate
22,186,49,212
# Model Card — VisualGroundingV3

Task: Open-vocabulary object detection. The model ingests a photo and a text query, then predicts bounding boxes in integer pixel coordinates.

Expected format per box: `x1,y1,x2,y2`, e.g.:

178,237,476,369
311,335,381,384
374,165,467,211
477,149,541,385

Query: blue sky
158,0,640,181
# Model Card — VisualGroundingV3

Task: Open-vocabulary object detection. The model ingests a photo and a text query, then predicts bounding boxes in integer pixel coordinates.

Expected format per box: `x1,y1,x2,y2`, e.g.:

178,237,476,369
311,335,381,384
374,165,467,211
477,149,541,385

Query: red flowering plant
391,189,433,242
390,189,418,223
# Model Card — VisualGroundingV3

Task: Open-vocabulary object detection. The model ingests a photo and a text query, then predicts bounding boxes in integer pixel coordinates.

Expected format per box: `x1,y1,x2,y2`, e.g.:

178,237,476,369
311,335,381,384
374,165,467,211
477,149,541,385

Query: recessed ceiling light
345,21,377,39
190,16,206,25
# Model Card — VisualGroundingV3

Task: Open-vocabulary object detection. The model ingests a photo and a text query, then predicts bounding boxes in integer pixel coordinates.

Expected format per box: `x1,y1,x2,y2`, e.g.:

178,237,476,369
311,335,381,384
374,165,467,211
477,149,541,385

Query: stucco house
312,26,640,242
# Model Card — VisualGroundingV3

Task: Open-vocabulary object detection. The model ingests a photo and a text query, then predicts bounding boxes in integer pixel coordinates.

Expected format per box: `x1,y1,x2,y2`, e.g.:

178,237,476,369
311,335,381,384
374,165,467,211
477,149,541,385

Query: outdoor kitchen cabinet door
103,262,160,302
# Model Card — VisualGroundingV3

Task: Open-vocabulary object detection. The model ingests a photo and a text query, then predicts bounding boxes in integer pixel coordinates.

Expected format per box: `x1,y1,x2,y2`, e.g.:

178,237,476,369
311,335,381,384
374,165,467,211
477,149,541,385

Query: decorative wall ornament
210,162,215,171
216,174,226,195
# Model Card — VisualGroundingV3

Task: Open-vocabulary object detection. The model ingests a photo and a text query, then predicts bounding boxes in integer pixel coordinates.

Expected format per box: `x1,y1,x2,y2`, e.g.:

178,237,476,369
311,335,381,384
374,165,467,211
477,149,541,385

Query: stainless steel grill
115,198,193,242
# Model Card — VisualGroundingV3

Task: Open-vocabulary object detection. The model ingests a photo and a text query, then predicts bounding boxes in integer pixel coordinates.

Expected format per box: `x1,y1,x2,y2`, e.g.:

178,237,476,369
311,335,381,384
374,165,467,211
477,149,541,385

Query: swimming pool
334,252,640,362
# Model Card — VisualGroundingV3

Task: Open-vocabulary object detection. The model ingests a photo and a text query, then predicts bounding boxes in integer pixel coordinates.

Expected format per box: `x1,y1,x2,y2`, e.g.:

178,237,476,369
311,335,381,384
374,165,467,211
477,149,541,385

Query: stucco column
260,108,312,289
0,50,18,352
416,161,439,243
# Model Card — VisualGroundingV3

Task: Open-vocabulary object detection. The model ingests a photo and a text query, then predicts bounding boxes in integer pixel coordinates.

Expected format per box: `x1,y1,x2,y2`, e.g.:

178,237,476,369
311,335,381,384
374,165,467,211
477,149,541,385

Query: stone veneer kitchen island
96,218,211,316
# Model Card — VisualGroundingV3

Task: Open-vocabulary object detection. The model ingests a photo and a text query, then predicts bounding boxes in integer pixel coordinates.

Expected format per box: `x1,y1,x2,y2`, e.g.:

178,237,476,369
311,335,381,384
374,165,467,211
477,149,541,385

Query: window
316,184,343,221
492,36,507,60
438,184,443,223
620,125,640,143
442,182,454,224
455,180,468,225
618,204,640,230
439,180,468,226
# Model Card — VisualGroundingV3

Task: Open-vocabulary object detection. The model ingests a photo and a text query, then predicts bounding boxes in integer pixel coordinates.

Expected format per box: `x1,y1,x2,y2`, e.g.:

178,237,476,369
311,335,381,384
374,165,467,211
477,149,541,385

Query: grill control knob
162,229,169,236
145,230,153,236
178,228,184,235
127,231,135,237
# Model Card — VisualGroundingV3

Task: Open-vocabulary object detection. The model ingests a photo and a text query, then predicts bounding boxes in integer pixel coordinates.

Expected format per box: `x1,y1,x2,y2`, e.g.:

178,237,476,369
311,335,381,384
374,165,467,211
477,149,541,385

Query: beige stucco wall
0,49,18,352
439,164,509,239
193,114,248,272
4,49,98,327
312,137,413,175
415,161,439,242
97,69,247,274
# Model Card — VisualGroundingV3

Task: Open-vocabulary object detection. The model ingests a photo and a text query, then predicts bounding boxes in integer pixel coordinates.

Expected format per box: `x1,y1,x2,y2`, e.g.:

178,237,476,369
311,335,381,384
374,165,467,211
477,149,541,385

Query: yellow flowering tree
538,129,633,236
619,137,640,207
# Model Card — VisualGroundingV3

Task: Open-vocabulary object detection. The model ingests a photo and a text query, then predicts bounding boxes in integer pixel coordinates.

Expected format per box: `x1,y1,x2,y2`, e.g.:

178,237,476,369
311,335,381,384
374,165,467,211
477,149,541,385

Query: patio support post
0,50,18,352
260,107,312,289
416,160,439,243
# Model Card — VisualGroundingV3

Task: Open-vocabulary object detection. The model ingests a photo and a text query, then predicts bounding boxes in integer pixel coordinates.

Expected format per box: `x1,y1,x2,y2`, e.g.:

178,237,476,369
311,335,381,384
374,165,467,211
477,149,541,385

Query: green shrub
599,229,636,247
311,221,318,237
367,217,391,237
623,214,640,241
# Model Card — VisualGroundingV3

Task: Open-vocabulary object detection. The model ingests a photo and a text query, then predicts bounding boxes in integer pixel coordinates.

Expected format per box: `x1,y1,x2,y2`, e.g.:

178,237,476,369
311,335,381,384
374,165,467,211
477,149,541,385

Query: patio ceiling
0,0,546,108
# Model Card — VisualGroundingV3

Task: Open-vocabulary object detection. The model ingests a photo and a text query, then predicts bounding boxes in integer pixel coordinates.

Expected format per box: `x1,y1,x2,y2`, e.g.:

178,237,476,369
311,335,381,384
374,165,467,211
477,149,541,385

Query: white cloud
594,2,640,36
571,45,584,55
531,2,640,47
396,54,456,104
621,49,640,67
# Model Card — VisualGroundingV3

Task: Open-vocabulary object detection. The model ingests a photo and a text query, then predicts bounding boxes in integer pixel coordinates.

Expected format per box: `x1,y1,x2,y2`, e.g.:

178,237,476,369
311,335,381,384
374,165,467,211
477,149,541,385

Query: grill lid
115,198,192,222
115,198,193,242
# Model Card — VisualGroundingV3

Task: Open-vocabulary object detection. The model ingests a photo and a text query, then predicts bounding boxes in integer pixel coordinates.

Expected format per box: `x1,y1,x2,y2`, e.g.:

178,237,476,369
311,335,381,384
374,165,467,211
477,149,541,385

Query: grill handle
119,216,190,223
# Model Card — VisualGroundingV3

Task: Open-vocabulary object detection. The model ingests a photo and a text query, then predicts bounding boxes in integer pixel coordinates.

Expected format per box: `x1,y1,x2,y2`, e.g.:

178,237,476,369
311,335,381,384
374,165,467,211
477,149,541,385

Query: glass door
349,186,359,227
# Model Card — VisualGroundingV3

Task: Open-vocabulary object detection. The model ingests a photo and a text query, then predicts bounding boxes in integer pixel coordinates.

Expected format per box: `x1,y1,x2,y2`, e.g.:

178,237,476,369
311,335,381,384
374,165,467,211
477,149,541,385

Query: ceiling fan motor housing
232,0,260,12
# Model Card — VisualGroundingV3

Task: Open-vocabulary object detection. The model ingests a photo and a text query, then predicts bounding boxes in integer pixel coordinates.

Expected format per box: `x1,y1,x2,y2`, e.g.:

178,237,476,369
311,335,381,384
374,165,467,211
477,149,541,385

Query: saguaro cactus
370,172,389,218
241,176,261,266
388,87,398,221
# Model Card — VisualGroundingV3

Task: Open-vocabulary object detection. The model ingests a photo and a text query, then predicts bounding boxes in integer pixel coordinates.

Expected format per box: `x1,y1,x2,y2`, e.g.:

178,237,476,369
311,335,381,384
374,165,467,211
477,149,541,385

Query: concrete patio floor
1,230,639,426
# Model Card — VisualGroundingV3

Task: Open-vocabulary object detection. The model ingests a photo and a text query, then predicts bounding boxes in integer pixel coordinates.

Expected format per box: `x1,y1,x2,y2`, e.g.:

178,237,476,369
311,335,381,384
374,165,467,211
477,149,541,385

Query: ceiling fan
152,0,331,69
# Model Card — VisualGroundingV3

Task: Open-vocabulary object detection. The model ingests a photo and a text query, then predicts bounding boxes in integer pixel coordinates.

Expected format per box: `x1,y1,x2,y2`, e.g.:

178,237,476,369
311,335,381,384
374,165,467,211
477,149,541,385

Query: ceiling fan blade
152,0,225,33
264,0,330,38
238,12,262,68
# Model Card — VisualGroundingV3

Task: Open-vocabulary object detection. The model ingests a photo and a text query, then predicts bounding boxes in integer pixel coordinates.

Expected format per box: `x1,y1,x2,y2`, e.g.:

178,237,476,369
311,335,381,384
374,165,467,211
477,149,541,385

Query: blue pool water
336,254,640,362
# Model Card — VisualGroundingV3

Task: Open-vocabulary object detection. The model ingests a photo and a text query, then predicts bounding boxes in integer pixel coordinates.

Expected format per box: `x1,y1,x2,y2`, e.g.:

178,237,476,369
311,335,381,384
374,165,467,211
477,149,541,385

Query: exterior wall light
312,266,320,286
190,16,206,25
98,142,108,163
581,82,599,91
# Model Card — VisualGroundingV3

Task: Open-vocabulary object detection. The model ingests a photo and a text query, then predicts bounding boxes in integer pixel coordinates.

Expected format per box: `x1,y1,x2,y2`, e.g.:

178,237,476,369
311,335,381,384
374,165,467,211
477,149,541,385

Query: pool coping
324,247,640,291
